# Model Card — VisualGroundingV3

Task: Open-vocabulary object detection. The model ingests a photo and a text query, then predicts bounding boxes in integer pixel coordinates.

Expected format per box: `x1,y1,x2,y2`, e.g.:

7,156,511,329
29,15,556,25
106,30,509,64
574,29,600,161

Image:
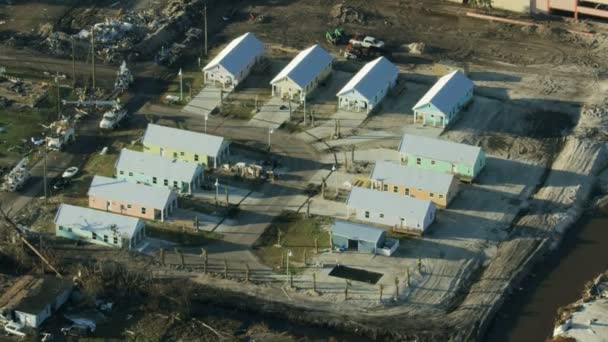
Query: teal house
115,148,204,195
398,134,485,182
412,70,473,128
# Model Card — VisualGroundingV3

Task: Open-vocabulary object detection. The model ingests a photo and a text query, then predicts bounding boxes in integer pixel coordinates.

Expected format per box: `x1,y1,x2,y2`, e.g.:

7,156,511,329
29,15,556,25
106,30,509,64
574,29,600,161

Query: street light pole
214,178,219,206
178,68,183,100
43,149,48,203
332,164,338,192
205,114,208,134
268,128,274,148
286,250,292,278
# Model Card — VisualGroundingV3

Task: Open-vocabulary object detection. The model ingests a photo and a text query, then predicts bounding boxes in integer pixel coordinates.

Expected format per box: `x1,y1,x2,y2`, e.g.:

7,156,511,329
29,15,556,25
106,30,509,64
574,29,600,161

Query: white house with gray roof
142,123,229,168
398,134,486,181
116,148,203,195
346,186,436,234
413,70,473,128
337,56,398,114
370,161,459,208
54,204,145,249
203,32,265,89
270,44,333,103
88,175,178,222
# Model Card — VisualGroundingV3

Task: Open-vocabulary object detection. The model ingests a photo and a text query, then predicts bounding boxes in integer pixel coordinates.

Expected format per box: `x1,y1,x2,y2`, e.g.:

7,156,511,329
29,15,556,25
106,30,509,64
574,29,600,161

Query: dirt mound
331,3,366,25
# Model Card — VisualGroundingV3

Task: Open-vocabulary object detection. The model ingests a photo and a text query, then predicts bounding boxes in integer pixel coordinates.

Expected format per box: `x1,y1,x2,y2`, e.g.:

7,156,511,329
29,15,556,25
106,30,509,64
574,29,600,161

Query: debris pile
157,28,202,66
331,3,366,25
114,61,134,92
404,42,426,55
1,157,30,192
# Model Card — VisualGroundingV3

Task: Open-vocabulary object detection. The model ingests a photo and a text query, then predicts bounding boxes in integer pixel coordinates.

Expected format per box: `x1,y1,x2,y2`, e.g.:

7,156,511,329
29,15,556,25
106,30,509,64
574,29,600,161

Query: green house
142,124,230,169
398,134,485,182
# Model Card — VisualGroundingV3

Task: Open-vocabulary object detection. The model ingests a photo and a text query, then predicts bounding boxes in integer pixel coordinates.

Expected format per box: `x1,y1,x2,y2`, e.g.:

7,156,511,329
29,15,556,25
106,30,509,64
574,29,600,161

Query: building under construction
450,0,608,19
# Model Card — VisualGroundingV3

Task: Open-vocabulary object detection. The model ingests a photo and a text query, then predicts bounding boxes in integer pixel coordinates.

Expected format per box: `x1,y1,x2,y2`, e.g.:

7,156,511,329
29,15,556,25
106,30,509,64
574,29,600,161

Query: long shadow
468,71,522,82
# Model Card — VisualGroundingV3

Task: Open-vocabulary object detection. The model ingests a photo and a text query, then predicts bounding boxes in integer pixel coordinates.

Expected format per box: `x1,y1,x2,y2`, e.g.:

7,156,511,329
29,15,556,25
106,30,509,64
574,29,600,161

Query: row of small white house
202,31,474,121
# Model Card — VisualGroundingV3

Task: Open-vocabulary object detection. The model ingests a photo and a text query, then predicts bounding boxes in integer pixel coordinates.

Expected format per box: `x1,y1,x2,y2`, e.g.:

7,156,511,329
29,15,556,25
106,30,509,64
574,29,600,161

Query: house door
347,239,359,250
160,147,164,157
451,163,457,174
106,201,111,211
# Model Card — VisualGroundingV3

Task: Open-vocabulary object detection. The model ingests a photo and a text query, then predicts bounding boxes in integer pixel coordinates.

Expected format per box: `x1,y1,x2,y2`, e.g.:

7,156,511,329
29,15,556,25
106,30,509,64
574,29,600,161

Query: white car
349,36,385,49
62,166,79,179
4,321,26,337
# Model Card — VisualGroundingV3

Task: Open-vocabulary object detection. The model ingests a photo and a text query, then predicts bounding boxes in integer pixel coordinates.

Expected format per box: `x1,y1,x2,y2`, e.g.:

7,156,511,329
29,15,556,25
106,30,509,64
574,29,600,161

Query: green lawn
253,212,332,273
146,223,221,246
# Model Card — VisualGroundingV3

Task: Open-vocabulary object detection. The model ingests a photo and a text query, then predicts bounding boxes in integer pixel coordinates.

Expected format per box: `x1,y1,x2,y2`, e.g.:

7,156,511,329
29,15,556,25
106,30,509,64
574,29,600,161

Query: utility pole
55,76,61,119
91,26,96,90
303,95,307,126
43,150,48,203
204,3,208,56
178,68,183,100
71,37,76,89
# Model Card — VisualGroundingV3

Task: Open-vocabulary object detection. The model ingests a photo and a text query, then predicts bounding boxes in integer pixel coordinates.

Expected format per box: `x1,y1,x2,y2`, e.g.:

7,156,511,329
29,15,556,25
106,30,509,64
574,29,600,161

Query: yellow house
270,44,333,103
142,124,229,169
369,161,458,208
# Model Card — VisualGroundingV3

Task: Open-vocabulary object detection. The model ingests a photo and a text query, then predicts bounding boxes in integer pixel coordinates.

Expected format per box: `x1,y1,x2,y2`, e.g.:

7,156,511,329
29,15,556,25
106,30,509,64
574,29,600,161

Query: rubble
331,3,366,25
114,61,134,92
404,42,426,55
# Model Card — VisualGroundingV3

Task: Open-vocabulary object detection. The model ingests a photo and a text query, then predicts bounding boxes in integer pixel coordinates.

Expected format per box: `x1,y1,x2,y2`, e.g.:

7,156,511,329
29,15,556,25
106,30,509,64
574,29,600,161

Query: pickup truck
47,127,75,151
99,106,128,130
349,36,385,49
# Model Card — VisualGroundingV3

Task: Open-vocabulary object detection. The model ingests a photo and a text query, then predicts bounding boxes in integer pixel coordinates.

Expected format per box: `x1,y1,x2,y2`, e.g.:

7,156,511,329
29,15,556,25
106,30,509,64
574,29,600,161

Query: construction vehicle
349,35,385,49
344,43,387,61
99,104,128,130
1,157,30,192
45,120,75,151
326,27,346,45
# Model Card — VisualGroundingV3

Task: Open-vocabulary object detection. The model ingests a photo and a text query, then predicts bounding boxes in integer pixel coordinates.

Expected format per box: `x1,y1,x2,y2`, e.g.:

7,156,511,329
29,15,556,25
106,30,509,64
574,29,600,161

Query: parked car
4,321,26,337
52,177,71,191
62,166,79,179
349,36,385,49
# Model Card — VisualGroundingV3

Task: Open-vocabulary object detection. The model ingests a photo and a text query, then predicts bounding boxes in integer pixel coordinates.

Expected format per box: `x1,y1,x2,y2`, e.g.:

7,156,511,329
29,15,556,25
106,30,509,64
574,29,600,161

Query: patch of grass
253,212,332,273
280,119,303,133
146,223,221,246
219,102,257,120
180,196,224,216
82,152,117,178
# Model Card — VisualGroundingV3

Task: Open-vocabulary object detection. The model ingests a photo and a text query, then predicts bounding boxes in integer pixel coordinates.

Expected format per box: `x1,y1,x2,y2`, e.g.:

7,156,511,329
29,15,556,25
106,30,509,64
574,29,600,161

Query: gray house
331,220,386,254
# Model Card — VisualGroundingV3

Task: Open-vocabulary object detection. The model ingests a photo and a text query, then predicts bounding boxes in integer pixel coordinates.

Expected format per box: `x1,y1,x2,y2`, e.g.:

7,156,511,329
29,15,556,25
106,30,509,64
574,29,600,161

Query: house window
180,152,185,156
68,227,72,232
194,154,199,162
119,171,124,175
127,204,132,209
113,236,118,244
383,184,388,191
416,158,421,165
431,160,436,165
92,232,97,240
393,186,398,193
364,211,370,218
141,208,146,215
164,179,169,186
173,152,178,158
405,188,410,195
128,172,133,176
430,193,434,198
103,235,108,243
379,213,384,218
439,194,444,199
58,226,63,230
173,181,178,188
153,177,157,184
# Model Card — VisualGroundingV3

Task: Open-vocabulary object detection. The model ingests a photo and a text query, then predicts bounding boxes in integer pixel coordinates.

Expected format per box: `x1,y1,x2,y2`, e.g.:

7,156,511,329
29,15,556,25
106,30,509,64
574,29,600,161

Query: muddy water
485,210,608,341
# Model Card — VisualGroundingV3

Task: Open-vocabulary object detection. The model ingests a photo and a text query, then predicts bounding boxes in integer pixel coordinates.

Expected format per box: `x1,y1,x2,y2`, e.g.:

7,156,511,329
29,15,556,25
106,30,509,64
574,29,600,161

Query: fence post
394,276,400,300
160,248,165,266
313,272,317,293
223,259,228,279
379,284,384,303
245,263,250,282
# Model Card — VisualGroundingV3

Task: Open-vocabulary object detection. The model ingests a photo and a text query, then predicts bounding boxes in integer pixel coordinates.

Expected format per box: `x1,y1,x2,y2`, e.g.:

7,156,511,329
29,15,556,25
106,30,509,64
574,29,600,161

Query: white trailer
1,157,30,192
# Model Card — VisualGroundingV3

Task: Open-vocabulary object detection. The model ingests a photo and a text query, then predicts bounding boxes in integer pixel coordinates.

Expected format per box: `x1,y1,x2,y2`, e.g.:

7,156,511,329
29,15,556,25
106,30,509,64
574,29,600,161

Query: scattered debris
404,42,426,55
331,3,366,25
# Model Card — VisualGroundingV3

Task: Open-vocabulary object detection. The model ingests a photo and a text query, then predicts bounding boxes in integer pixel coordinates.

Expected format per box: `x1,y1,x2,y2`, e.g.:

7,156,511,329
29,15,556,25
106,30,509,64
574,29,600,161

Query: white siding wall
352,207,426,232
15,306,50,328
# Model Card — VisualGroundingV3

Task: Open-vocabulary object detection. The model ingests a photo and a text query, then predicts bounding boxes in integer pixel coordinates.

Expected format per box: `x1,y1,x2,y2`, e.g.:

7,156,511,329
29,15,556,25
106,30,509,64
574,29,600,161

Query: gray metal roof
202,32,264,77
331,220,385,243
270,44,333,89
370,161,455,194
142,123,226,158
116,148,201,183
88,175,174,209
412,70,473,114
337,56,398,100
54,203,142,238
347,187,433,223
398,134,483,166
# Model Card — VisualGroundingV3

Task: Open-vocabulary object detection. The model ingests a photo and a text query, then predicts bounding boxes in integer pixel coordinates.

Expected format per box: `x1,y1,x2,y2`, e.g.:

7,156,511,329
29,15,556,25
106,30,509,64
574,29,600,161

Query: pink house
88,175,177,221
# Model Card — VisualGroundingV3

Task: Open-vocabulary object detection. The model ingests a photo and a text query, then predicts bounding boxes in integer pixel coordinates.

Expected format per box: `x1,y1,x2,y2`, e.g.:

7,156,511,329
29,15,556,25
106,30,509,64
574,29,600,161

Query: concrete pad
319,148,400,164
192,185,262,205
249,96,294,129
183,85,223,116
475,156,546,198
297,110,367,143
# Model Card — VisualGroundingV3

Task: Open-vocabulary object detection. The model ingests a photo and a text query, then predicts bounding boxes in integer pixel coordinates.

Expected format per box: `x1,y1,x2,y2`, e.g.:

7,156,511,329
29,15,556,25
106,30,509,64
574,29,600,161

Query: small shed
412,70,473,128
270,44,333,103
336,56,398,114
331,220,386,254
203,32,265,89
0,276,72,328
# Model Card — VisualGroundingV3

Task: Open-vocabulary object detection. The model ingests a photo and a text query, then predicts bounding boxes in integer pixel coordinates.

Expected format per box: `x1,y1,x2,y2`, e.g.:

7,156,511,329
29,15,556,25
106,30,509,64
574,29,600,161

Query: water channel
485,208,608,341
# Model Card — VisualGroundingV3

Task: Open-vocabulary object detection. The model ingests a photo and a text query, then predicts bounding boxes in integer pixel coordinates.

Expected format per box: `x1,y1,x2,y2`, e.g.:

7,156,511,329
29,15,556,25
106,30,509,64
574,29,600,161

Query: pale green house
142,124,230,169
115,148,203,194
398,134,485,182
